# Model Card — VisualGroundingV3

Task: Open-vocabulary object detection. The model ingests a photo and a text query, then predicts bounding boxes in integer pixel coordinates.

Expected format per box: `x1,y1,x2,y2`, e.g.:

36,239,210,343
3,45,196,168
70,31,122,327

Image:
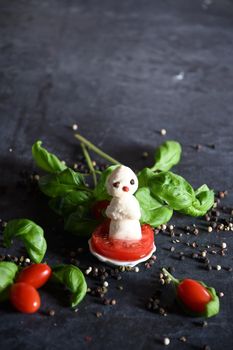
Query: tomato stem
162,268,180,286
74,133,121,165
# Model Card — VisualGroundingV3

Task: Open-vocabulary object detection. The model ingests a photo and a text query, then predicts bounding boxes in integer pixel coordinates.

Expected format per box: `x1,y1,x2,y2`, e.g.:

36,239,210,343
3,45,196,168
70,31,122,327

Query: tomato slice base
89,220,156,266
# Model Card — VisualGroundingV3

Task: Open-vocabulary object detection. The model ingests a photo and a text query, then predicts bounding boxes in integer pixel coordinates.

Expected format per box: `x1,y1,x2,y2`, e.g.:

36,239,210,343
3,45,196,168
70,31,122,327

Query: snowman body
105,166,142,241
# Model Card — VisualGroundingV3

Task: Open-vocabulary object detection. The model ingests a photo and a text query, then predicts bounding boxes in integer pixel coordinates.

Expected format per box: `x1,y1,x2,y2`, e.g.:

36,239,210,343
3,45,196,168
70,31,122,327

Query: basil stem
80,143,97,186
74,133,121,165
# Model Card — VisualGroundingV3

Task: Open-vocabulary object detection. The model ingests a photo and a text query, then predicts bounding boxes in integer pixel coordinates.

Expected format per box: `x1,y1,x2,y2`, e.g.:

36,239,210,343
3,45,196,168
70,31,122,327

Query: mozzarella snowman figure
105,165,141,241
89,165,156,266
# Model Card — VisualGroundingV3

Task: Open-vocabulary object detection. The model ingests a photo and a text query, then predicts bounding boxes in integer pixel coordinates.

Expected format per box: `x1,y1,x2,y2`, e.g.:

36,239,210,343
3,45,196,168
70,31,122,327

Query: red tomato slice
10,283,41,314
92,200,110,220
177,279,212,313
17,263,52,289
90,220,155,261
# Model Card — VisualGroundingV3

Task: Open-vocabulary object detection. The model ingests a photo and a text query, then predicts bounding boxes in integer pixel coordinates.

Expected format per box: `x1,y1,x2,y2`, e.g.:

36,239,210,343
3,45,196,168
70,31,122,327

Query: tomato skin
17,264,52,289
177,279,212,313
92,200,110,220
10,283,41,314
91,220,155,261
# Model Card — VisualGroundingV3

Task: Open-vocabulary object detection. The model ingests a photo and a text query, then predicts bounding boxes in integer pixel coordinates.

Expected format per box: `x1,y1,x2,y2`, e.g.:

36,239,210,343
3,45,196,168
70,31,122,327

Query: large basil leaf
0,262,18,302
49,190,93,216
3,219,47,263
64,206,98,237
39,168,85,198
93,165,118,201
179,184,214,217
151,140,182,172
149,171,195,210
136,187,173,227
52,264,87,307
137,168,155,187
136,187,163,210
32,140,67,173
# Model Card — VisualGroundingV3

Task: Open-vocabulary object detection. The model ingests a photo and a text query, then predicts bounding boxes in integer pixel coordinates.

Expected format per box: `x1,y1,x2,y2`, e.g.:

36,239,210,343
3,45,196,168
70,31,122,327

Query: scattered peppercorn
72,124,78,131
142,151,149,159
179,336,187,342
203,345,211,350
163,337,170,346
48,309,55,317
160,129,167,136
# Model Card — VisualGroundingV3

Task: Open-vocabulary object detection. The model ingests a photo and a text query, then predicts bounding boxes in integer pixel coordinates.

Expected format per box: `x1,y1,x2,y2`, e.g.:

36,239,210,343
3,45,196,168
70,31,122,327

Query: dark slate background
0,1,233,349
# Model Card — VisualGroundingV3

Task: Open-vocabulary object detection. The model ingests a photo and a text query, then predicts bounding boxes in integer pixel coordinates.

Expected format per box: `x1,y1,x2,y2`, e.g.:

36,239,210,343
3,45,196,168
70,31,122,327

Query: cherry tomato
17,263,52,289
177,279,212,313
90,220,154,261
10,283,41,314
92,200,110,220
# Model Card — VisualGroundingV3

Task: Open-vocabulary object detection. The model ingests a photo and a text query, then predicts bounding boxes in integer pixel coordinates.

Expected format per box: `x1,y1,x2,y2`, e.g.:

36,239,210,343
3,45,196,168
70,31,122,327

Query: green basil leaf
64,207,98,237
0,262,18,302
49,190,93,216
39,168,85,198
136,187,173,227
151,140,182,172
137,168,155,187
149,171,195,210
52,264,87,307
179,185,214,217
3,219,47,263
93,165,118,200
142,205,173,227
136,187,163,210
32,140,66,173
195,185,214,209
195,184,210,196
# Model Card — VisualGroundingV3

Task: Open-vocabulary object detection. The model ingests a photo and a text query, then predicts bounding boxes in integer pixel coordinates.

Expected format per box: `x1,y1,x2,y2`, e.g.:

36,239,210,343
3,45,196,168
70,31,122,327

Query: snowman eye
130,179,135,185
113,181,120,188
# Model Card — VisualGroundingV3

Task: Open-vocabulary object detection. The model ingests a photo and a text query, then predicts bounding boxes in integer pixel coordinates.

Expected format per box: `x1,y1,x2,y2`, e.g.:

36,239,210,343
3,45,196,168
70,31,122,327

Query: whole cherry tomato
177,279,212,313
17,263,52,289
92,200,110,220
10,283,41,313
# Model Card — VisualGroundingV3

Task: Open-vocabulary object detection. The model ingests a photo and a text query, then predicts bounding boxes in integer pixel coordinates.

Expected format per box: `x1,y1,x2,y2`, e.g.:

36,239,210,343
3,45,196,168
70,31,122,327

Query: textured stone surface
0,1,233,349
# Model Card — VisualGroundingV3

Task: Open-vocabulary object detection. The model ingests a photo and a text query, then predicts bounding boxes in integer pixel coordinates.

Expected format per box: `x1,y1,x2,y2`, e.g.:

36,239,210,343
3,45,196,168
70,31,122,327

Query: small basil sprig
32,140,67,173
151,140,182,172
52,264,87,307
0,262,18,302
3,219,47,263
149,171,195,210
39,168,85,198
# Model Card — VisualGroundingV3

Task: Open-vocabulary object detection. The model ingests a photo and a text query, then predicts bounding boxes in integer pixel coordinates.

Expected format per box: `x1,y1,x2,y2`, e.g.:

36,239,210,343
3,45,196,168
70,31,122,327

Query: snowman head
106,165,138,197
